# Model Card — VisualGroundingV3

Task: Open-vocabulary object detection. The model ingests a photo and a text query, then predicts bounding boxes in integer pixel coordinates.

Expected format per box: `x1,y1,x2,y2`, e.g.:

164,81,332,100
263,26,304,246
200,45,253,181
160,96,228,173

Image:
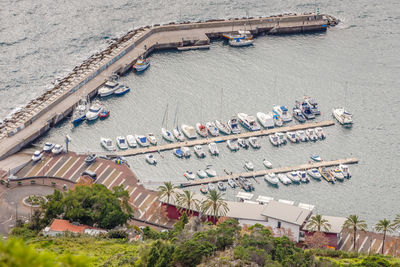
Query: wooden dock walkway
181,158,359,187
111,120,335,157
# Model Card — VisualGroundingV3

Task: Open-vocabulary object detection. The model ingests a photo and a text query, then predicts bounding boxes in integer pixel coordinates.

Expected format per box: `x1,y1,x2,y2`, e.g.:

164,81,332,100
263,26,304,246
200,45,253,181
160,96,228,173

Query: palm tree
201,190,229,224
342,215,368,251
176,190,199,216
394,214,400,229
375,219,396,254
306,214,331,232
157,181,177,204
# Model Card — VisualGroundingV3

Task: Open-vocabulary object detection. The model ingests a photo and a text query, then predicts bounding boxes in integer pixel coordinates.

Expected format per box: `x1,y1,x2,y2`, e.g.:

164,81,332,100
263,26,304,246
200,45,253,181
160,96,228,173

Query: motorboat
116,136,128,150
200,186,208,194
52,144,63,154
264,173,279,186
275,132,287,145
71,98,88,124
304,96,320,115
286,171,301,183
332,108,353,126
297,171,310,183
248,137,261,149
306,129,318,141
296,101,315,119
215,120,231,135
238,113,261,131
98,81,119,97
32,150,42,162
184,171,195,180
173,148,184,158
229,37,254,47
43,142,55,152
114,85,130,96
319,167,335,184
256,112,274,128
208,183,216,191
100,138,116,151
292,108,306,123
227,117,241,134
194,145,206,158
135,135,150,147
269,112,283,127
296,130,308,142
206,122,219,137
263,159,272,169
238,176,254,192
278,174,291,185
238,138,249,149
331,168,345,181
86,100,102,121
307,168,322,180
195,123,208,137
145,154,156,165
205,165,217,177
85,154,97,164
161,128,175,142
269,134,280,146
227,139,240,151
126,135,137,148
315,127,326,139
228,178,238,188
208,142,219,156
146,133,157,145
311,154,322,162
222,30,253,40
197,169,207,179
273,105,292,122
217,182,227,191
181,146,191,158
244,161,254,171
134,57,150,72
339,164,351,178
286,131,299,143
99,108,110,119
181,124,197,139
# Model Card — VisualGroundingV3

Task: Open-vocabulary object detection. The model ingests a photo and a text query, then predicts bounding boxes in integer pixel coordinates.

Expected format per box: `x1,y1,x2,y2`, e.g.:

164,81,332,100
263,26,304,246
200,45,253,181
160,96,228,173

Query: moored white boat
263,159,272,169
100,138,115,151
297,171,310,183
296,130,308,142
215,120,231,135
269,134,280,146
205,165,217,177
195,123,208,137
184,171,195,180
244,161,254,171
161,128,174,142
238,138,249,149
126,135,137,148
311,154,322,162
43,142,55,152
286,171,301,183
72,98,88,124
269,112,283,127
315,127,326,139
208,183,216,191
173,148,184,158
229,37,254,47
264,173,279,186
181,146,191,158
206,122,219,136
307,168,322,180
197,169,207,178
173,127,185,142
181,124,197,139
98,81,119,97
256,112,274,128
208,142,219,156
135,135,150,147
134,57,150,72
146,133,157,145
86,100,102,121
332,108,353,126
227,117,240,134
339,164,351,178
292,108,306,123
286,132,299,143
114,85,130,96
227,139,240,151
273,105,292,122
248,137,261,148
331,168,345,181
278,174,291,185
217,182,227,191
275,132,287,145
304,96,320,115
228,178,238,188
32,150,42,162
238,113,261,131
146,154,157,165
116,136,128,150
51,144,63,155
194,145,206,158
306,128,318,141
296,101,315,119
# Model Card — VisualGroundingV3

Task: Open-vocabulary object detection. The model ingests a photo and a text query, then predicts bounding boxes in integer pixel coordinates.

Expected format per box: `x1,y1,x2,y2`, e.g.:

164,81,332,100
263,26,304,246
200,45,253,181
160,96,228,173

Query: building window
277,221,281,228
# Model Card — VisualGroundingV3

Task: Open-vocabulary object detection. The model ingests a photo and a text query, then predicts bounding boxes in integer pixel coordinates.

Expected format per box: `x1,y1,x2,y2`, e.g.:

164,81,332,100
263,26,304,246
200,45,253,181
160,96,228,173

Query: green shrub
107,229,128,239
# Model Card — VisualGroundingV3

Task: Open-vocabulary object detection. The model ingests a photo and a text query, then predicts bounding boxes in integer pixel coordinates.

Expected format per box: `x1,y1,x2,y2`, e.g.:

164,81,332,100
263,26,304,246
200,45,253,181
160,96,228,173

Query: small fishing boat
43,142,55,152
244,161,254,171
286,132,299,143
85,154,97,164
126,135,137,148
238,113,261,131
304,96,320,115
275,132,287,145
184,171,195,180
286,171,301,183
197,169,207,179
134,57,150,72
52,144,63,155
215,120,231,135
99,108,110,119
116,136,128,150
196,123,208,137
181,124,197,139
146,154,157,165
269,112,283,127
161,128,175,142
332,108,353,126
135,135,150,147
200,186,208,194
86,100,102,121
238,176,254,192
297,171,310,183
228,178,238,188
227,139,240,151
114,85,130,96
296,130,308,142
194,145,206,158
208,183,216,191
205,165,217,177
217,182,227,191
331,168,345,181
311,154,322,162
315,127,326,139
339,164,351,178
227,117,241,134
238,138,249,149
307,168,322,180
263,159,272,169
264,173,279,186
249,137,261,148
278,174,291,185
256,112,274,128
98,81,119,97
306,128,318,141
206,122,219,137
71,98,88,124
32,150,42,162
229,37,254,47
273,105,292,122
292,108,306,123
100,138,116,151
181,146,191,158
146,133,157,145
173,148,184,158
208,142,219,156
296,101,315,119
319,167,335,184
269,134,280,146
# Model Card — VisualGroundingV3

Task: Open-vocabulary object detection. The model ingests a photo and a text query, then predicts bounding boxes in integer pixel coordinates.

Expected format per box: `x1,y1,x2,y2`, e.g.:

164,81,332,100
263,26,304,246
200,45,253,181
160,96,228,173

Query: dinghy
208,142,219,156
205,165,217,177
197,170,207,179
135,135,150,147
146,154,157,165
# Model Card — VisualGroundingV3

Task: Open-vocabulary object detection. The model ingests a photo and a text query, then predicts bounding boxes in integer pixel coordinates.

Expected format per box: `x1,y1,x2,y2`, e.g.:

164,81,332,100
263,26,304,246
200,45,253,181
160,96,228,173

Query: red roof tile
49,219,86,233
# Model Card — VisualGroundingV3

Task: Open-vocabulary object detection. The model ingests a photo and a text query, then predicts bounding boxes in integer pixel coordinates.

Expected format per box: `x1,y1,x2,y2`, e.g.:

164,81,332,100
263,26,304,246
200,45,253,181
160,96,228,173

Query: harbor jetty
0,13,338,160
181,158,359,187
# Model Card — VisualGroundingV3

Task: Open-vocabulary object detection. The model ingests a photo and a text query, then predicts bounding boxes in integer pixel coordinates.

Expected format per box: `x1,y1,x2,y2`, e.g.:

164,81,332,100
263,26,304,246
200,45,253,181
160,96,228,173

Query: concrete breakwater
0,13,338,160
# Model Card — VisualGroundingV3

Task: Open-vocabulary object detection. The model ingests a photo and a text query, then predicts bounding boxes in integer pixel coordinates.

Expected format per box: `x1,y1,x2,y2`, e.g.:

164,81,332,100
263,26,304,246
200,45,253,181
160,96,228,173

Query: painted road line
107,172,122,189
55,157,79,177
376,242,383,254
339,232,351,250
129,187,137,197
53,156,74,177
43,156,65,176
132,192,142,203
108,174,123,189
124,185,129,190
101,169,117,187
61,157,81,178
93,162,104,173
71,162,90,182
370,238,376,253
96,166,111,182
87,161,101,172
68,161,86,180
358,236,369,253
118,178,126,186
145,198,159,213
138,195,151,209
26,157,52,177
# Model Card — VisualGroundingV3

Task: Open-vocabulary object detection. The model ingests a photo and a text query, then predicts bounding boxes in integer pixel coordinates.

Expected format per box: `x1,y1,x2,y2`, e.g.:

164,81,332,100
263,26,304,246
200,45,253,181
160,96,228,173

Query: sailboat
172,105,185,142
161,104,174,142
215,89,231,135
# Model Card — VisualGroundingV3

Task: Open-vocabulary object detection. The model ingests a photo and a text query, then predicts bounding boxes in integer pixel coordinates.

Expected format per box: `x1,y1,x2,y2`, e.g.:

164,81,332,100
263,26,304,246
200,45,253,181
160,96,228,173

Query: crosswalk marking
107,172,122,189
358,236,368,252
69,161,86,180
129,187,137,197
101,169,116,186
133,192,142,203
54,156,73,177
59,157,80,177
117,178,126,186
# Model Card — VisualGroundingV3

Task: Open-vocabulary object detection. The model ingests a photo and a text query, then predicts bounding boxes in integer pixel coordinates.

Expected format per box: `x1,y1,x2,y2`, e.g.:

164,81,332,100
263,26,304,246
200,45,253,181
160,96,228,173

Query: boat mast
165,103,169,128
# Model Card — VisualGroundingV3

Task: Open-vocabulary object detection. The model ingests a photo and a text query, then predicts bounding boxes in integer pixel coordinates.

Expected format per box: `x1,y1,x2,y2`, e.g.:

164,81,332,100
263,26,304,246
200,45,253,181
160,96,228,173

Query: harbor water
1,0,400,226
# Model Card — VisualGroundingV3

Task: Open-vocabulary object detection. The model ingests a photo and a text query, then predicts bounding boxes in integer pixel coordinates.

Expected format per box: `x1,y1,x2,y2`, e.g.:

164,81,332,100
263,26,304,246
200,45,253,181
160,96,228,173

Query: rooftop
45,219,107,235
261,200,312,226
